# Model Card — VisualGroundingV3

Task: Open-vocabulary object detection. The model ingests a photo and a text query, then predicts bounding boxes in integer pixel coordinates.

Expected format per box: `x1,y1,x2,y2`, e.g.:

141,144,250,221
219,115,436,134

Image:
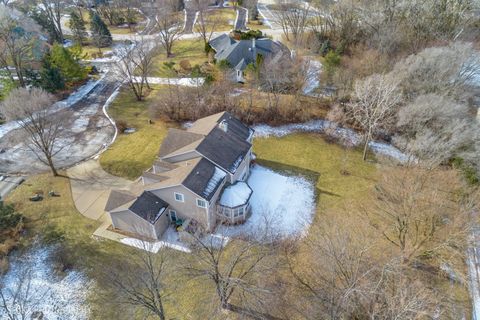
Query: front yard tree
346,73,402,161
0,88,65,176
69,11,87,45
90,12,113,50
113,37,154,101
154,0,182,57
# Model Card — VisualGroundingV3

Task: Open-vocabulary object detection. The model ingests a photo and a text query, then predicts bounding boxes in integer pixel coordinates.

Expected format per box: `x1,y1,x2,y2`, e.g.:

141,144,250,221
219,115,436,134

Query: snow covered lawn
216,165,316,240
0,246,91,320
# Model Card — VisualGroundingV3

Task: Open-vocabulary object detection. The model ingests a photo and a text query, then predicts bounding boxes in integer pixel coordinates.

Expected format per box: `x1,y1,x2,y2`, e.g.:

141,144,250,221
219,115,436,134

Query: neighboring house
105,112,255,240
209,33,285,82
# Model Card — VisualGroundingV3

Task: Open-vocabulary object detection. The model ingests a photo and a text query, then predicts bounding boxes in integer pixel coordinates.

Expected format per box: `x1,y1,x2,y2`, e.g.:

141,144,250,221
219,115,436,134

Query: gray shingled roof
209,35,276,71
182,158,226,201
217,112,253,141
196,127,251,174
158,128,203,157
129,191,169,224
105,190,136,212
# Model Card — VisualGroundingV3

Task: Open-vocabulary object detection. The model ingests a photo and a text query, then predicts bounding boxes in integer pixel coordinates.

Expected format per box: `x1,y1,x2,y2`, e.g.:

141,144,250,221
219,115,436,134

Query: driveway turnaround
67,160,135,222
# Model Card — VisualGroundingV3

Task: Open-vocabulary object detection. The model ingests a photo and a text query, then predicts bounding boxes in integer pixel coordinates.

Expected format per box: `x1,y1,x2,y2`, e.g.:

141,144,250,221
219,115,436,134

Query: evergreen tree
39,52,65,93
90,12,112,49
49,44,87,85
69,11,88,45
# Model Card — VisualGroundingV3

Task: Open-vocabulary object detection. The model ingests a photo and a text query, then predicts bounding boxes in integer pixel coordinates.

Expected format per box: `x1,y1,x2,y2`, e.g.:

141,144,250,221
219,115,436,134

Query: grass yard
198,9,236,32
99,86,171,180
246,19,270,30
65,8,146,35
80,44,115,59
150,39,210,77
253,133,377,213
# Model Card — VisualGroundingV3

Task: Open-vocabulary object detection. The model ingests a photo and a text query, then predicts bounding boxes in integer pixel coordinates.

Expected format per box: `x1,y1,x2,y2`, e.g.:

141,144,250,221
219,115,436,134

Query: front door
169,210,177,222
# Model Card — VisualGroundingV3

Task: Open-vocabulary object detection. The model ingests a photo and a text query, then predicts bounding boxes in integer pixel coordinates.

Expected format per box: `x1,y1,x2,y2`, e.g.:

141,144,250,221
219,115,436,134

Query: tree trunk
47,155,58,176
362,137,369,161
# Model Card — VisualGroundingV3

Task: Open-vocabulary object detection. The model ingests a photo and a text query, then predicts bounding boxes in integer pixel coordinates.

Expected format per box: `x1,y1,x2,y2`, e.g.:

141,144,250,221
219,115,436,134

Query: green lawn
150,39,210,77
197,9,236,32
99,87,171,180
253,134,377,213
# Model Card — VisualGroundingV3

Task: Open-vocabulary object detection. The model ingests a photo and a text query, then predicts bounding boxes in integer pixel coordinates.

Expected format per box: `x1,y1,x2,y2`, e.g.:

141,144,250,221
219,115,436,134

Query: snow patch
202,167,227,198
0,246,92,319
121,236,191,253
132,77,205,87
303,59,322,95
216,165,315,240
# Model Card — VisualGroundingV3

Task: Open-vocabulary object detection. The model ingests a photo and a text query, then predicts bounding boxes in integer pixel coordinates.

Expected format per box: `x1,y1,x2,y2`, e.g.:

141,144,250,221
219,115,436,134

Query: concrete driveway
67,160,135,223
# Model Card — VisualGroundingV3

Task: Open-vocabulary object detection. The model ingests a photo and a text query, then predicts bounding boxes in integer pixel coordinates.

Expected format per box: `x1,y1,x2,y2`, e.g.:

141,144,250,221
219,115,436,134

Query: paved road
234,7,248,30
183,8,197,33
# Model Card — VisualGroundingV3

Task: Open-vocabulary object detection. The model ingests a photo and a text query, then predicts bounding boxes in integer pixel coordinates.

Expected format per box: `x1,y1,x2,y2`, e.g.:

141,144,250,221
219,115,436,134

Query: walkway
67,160,135,222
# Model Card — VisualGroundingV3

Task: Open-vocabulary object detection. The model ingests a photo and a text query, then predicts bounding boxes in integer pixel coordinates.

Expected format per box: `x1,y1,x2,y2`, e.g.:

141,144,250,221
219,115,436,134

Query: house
209,33,285,82
105,112,255,240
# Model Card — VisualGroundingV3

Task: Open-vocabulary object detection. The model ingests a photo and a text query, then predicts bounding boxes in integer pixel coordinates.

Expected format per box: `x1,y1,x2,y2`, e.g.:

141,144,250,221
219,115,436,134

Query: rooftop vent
219,120,228,132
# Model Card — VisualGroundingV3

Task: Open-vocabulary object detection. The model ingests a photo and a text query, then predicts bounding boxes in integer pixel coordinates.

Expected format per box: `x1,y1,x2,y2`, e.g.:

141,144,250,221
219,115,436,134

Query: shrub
0,202,22,232
179,60,192,72
116,120,128,133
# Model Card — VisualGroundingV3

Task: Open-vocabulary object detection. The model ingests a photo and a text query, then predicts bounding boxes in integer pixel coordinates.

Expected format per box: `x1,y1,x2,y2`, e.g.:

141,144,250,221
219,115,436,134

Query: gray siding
151,185,214,231
110,209,157,239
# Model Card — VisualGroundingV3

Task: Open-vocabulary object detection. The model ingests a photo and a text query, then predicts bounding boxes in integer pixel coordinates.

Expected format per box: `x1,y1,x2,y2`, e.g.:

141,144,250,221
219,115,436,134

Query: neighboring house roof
158,128,204,158
105,190,137,212
142,171,169,184
183,158,227,201
129,191,169,224
209,34,278,71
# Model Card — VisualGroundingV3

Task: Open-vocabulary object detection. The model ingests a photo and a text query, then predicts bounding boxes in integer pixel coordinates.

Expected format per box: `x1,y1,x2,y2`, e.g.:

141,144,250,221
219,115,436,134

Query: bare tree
0,5,41,87
364,166,474,270
154,0,183,57
273,0,310,45
285,220,439,319
346,73,402,160
106,242,171,320
0,88,65,176
184,233,281,319
395,94,480,167
390,42,480,100
113,37,154,101
193,0,220,48
36,0,64,43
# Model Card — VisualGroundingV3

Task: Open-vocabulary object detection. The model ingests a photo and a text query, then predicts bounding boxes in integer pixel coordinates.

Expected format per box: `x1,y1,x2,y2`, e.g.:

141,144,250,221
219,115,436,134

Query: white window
233,207,244,217
196,199,207,208
174,192,184,202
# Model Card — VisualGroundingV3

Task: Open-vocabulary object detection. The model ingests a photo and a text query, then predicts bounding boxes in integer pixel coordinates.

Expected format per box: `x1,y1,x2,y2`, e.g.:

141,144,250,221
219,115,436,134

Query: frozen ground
216,165,316,240
0,246,91,319
120,234,191,253
132,77,205,87
252,120,411,163
303,59,322,95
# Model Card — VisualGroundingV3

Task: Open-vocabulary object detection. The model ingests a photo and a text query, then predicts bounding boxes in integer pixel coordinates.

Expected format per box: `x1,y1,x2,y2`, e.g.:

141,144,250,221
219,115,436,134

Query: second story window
196,199,207,208
174,192,184,202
